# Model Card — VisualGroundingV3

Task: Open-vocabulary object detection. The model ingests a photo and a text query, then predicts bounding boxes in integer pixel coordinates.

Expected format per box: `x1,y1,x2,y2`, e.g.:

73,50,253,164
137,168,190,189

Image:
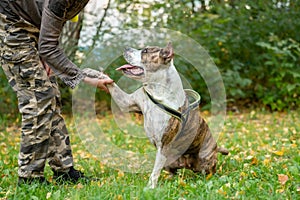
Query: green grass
0,110,299,200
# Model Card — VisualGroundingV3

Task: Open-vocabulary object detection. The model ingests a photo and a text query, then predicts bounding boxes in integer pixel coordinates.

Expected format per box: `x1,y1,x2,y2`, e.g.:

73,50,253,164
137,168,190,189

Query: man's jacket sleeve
38,0,85,89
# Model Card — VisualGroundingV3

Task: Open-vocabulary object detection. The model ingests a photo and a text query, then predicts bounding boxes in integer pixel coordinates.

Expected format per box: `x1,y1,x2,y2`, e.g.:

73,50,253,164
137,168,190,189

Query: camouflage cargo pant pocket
2,47,41,90
1,17,42,90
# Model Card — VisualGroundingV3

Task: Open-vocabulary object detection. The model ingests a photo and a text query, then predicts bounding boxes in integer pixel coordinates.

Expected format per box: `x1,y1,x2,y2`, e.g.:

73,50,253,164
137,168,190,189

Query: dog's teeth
131,68,143,74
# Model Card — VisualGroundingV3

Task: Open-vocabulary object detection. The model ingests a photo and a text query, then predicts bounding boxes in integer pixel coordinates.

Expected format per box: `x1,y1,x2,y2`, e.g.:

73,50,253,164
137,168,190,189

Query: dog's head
117,42,174,81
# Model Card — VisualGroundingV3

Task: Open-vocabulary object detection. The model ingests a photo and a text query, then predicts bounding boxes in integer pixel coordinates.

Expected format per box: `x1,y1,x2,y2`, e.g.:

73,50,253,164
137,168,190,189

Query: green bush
163,0,300,110
256,37,300,110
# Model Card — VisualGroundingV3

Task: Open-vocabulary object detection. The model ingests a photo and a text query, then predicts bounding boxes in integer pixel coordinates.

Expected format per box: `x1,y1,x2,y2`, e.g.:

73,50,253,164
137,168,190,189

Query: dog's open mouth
116,64,144,76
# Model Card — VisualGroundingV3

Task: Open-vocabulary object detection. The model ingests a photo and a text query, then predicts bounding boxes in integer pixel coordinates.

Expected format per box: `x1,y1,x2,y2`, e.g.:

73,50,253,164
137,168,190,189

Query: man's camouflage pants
0,13,74,178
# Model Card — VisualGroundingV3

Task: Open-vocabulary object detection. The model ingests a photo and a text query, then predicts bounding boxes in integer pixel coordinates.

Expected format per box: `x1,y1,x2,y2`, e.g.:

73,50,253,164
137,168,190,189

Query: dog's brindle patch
162,96,218,175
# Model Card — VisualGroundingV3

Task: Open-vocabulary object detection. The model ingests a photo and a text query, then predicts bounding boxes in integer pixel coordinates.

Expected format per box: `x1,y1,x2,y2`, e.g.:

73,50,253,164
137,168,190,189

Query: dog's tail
217,147,229,155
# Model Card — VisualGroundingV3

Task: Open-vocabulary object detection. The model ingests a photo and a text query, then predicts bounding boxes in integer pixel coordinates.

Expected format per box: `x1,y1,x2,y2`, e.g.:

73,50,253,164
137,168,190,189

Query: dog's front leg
107,83,141,112
147,148,166,189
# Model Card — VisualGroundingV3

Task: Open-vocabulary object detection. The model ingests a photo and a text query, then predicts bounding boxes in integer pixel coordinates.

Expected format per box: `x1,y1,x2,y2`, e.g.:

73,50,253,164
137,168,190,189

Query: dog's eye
142,49,148,54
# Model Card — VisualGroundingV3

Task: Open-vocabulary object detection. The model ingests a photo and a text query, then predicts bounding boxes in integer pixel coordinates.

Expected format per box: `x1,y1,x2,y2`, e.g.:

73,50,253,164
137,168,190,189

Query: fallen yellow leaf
276,188,285,194
240,172,247,178
251,171,257,177
206,172,213,180
291,143,297,148
251,157,258,165
179,178,186,187
118,170,124,178
217,189,227,196
273,151,284,156
263,159,270,166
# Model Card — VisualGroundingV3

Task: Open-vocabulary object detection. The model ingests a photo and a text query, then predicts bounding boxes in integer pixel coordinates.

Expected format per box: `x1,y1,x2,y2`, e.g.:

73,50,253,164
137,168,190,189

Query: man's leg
0,15,55,182
0,13,85,184
47,77,74,173
47,77,87,183
16,76,55,179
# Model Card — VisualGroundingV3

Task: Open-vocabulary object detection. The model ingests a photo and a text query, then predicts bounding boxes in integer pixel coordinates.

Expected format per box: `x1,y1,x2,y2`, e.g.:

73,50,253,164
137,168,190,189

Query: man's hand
97,78,114,93
83,76,114,93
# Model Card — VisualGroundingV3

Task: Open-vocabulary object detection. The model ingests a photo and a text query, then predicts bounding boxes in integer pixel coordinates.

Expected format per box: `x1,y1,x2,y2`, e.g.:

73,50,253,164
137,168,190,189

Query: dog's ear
160,42,174,62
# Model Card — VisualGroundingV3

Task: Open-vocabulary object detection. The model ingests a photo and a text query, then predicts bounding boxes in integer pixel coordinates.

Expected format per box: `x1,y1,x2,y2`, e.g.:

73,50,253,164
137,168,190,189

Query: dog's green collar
143,88,201,121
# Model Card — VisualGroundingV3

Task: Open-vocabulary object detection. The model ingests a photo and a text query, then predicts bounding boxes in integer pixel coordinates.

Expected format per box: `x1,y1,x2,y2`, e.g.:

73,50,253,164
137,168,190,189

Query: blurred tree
60,13,84,58
78,0,300,111
1,0,299,118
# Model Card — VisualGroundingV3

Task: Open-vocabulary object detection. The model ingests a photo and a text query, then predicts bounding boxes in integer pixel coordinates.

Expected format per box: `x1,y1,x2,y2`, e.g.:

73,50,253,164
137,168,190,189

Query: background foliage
0,1,299,199
100,0,300,111
0,0,299,117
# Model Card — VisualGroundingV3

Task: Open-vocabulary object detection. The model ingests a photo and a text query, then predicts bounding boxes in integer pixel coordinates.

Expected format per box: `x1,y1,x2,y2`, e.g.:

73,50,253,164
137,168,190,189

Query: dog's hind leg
147,148,166,189
217,147,229,155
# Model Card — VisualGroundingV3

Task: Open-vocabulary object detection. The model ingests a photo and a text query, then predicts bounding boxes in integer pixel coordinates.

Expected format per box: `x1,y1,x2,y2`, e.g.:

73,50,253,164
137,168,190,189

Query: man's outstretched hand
83,76,114,93
97,78,114,93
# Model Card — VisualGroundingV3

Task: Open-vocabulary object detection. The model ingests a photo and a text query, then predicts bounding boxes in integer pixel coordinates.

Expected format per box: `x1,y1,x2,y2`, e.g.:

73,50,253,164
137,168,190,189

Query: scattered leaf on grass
206,172,213,180
76,183,84,189
240,172,247,180
46,192,51,199
291,143,297,148
263,159,270,166
217,188,227,196
277,174,289,185
276,188,285,194
273,151,284,156
251,171,257,177
91,180,103,187
245,155,253,160
250,157,258,165
179,178,186,187
118,170,124,178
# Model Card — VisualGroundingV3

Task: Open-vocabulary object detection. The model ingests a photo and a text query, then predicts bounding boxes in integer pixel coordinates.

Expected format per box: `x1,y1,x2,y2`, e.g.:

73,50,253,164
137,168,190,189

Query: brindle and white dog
83,43,228,188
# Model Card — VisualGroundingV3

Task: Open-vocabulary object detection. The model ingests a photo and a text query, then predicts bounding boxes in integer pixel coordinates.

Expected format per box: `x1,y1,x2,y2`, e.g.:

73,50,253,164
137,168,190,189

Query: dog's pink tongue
116,64,133,71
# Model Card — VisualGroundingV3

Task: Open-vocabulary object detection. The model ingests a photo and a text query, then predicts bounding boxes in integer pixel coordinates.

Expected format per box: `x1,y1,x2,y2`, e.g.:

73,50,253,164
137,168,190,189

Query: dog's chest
142,101,173,145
